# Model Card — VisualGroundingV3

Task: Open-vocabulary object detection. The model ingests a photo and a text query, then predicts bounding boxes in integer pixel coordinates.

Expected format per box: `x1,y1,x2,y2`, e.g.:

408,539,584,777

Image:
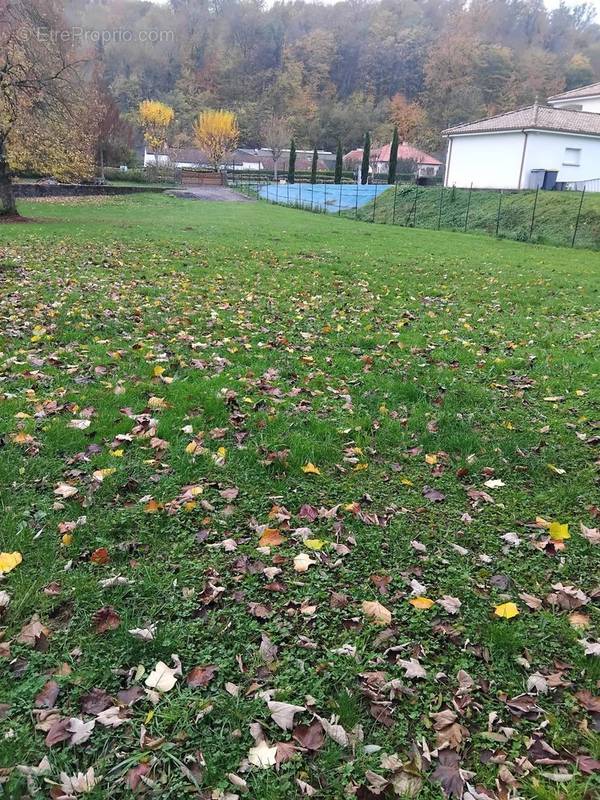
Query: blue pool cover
255,182,385,213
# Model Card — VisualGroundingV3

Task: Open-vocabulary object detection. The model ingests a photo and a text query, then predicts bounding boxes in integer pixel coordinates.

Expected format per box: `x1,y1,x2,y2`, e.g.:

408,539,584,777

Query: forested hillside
65,0,600,152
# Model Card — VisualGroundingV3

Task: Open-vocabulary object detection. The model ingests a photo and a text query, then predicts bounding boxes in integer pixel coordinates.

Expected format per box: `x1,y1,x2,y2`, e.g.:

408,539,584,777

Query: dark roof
443,105,600,137
548,81,600,102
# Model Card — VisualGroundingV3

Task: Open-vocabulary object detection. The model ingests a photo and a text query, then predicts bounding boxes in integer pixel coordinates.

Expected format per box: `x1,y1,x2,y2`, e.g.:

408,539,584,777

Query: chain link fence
234,175,599,251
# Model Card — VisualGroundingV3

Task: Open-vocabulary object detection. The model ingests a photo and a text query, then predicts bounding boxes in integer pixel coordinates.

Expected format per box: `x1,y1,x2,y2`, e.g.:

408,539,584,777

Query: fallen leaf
248,739,277,768
0,551,22,574
258,528,285,547
362,600,393,625
494,602,519,619
301,462,321,475
409,596,435,610
549,521,570,541
186,665,218,688
92,606,121,633
293,552,316,572
145,660,179,692
267,700,306,730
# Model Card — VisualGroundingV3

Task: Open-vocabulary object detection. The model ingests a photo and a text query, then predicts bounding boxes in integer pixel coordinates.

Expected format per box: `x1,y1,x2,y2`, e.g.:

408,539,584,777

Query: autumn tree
194,109,239,171
93,80,133,181
0,0,85,216
138,100,175,153
388,94,427,144
287,138,296,184
361,132,370,185
261,115,290,181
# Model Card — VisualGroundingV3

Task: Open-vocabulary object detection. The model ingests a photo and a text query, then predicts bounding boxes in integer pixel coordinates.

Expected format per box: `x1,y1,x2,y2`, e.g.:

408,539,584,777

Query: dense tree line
63,0,600,155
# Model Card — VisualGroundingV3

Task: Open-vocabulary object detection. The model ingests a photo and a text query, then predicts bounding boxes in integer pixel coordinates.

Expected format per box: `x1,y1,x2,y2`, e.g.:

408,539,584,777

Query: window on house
563,147,581,166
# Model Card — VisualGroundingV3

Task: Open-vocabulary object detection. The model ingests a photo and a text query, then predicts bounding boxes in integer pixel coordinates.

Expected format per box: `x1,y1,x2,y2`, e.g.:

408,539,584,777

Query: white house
443,81,600,190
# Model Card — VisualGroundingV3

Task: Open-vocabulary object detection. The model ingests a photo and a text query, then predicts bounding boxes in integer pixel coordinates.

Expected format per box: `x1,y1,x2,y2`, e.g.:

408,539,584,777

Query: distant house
144,147,210,169
144,146,334,172
376,142,442,177
443,82,600,190
343,144,441,177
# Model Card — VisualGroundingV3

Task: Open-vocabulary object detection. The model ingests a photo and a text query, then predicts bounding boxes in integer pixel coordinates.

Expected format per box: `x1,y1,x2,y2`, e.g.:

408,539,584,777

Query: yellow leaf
0,552,22,573
110,449,124,458
547,464,566,476
362,600,392,625
494,602,519,619
153,366,165,377
549,522,570,541
400,477,414,486
144,499,162,513
301,463,321,475
61,534,73,546
185,441,199,454
217,446,227,459
353,463,369,472
304,539,325,550
425,454,437,465
409,597,435,610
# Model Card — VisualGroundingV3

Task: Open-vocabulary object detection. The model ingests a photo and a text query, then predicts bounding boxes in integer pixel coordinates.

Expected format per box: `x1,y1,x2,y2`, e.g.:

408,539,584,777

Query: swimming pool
255,182,386,213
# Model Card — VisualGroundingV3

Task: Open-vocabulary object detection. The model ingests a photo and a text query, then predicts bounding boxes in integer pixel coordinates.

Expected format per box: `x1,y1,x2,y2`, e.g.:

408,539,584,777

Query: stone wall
14,184,169,199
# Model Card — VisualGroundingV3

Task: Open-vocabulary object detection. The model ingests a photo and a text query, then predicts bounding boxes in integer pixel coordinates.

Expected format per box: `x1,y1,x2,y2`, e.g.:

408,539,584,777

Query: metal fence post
324,181,327,213
355,181,359,220
299,180,302,208
338,180,343,216
392,181,399,225
529,187,539,241
311,182,314,212
495,190,502,237
275,180,279,204
572,187,586,247
464,183,473,231
372,184,378,223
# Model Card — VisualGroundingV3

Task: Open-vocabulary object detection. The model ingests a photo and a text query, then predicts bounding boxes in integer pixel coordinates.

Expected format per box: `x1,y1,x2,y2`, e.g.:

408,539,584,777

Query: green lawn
0,195,599,800
356,184,600,251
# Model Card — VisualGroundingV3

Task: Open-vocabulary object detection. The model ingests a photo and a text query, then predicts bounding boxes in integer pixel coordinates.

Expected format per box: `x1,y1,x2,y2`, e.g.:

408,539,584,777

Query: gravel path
166,186,254,202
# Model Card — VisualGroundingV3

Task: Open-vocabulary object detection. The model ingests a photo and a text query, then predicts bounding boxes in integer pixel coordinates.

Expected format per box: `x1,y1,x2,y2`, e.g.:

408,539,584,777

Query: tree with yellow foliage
193,110,239,171
138,100,175,153
0,0,85,216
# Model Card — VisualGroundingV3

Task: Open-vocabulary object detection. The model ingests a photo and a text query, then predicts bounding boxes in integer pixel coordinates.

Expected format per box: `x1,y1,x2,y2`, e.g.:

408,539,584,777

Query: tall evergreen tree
287,138,296,184
388,126,399,184
360,131,370,185
334,139,343,184
310,146,318,184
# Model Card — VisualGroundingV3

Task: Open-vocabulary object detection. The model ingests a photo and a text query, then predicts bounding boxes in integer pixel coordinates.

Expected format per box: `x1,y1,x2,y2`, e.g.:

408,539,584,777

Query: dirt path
166,186,254,202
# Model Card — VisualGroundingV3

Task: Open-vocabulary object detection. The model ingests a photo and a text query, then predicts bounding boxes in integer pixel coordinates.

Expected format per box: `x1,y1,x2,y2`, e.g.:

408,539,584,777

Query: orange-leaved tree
138,100,174,153
193,109,239,171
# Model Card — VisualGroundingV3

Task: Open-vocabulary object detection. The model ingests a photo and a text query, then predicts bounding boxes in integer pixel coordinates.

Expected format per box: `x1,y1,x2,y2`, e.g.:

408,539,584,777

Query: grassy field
0,194,599,799
355,184,600,250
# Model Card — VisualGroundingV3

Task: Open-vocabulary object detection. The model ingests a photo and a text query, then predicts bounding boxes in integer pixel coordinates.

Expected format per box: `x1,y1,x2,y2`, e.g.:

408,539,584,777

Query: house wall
445,132,525,189
521,131,600,185
549,96,600,114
